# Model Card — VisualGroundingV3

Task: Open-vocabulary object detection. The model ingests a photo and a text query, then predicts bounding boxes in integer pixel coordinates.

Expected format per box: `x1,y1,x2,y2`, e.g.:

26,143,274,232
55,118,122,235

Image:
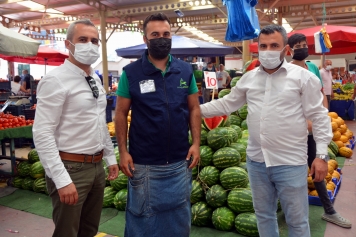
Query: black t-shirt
22,74,32,90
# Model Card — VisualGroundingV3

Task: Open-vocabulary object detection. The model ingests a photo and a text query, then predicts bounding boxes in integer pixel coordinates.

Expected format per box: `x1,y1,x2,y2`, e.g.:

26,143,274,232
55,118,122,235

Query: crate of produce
0,91,11,101
308,168,342,206
3,104,30,116
24,109,36,120
0,80,11,90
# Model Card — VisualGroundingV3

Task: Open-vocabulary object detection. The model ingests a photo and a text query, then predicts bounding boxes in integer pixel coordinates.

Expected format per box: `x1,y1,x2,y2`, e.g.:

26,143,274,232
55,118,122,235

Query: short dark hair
288,33,307,48
14,75,21,82
258,24,288,46
207,61,213,65
143,13,171,36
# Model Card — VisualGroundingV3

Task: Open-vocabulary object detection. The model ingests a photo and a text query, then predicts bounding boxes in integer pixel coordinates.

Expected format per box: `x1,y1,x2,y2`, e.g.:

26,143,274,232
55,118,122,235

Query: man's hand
307,120,312,132
58,182,78,205
107,164,119,180
186,144,200,169
310,158,328,182
119,152,134,177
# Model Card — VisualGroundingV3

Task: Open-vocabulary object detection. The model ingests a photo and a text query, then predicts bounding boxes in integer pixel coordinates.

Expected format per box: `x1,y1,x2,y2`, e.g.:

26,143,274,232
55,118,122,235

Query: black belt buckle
85,151,101,163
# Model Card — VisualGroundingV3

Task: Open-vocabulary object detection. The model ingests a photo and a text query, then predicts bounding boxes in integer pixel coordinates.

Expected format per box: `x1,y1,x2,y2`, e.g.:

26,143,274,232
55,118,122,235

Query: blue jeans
124,160,192,237
246,157,310,237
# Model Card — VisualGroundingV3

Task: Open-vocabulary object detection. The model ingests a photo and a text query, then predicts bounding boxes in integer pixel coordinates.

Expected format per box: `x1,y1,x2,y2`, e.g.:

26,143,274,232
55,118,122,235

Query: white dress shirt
200,59,332,167
33,60,116,189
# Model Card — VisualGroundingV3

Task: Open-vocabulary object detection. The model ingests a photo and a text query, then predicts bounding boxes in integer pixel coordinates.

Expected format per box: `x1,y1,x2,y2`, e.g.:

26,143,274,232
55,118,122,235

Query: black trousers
307,134,336,214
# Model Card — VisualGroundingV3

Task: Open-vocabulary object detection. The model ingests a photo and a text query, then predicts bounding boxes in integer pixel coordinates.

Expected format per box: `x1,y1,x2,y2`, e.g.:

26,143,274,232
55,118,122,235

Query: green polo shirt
306,61,323,87
117,54,198,98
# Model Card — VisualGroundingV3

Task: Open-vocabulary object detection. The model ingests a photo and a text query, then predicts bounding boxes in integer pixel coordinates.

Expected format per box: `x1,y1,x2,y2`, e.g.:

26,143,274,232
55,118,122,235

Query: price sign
204,71,218,89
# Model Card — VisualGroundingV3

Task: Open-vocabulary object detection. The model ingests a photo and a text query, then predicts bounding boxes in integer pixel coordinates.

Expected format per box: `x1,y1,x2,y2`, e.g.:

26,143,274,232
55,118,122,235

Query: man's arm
187,93,201,168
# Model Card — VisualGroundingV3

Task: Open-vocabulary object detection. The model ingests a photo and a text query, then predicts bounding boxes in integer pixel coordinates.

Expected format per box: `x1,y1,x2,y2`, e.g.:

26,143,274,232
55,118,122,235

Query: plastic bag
223,0,260,42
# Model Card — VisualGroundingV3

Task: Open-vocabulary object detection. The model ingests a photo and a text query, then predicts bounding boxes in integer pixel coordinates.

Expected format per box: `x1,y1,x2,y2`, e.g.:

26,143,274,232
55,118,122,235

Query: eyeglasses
85,76,99,99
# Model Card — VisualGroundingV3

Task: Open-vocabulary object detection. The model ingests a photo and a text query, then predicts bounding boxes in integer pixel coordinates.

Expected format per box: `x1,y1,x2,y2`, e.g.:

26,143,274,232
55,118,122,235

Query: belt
59,150,103,163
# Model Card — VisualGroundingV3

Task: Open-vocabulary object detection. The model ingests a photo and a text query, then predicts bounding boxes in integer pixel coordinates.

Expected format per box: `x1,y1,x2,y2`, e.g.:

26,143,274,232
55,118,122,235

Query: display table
0,126,32,178
329,100,355,120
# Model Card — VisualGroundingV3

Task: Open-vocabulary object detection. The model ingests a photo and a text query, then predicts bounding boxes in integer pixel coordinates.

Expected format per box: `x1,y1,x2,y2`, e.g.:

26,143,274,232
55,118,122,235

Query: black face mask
292,48,309,61
147,37,172,60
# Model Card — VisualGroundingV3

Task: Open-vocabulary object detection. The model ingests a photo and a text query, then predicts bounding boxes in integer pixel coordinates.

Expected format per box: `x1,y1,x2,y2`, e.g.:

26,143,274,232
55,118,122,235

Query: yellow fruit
339,124,347,134
307,176,315,189
339,147,353,158
337,117,345,125
332,131,341,141
334,118,343,127
328,112,338,119
331,122,338,131
332,170,340,180
326,182,336,192
328,160,338,170
309,190,318,196
325,173,332,183
127,116,131,122
339,135,349,143
335,140,344,148
327,165,334,175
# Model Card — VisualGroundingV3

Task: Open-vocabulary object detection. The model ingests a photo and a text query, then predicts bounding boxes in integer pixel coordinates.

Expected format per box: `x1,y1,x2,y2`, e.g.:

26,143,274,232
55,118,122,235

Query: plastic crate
346,136,355,150
0,81,11,90
24,109,36,120
308,168,342,206
3,104,29,116
0,92,11,101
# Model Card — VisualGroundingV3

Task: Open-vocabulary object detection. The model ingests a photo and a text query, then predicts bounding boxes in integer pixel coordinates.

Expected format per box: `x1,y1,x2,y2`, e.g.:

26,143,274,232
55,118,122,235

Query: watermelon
17,161,32,177
220,167,249,189
113,188,127,211
238,138,248,147
328,141,339,156
192,166,198,180
28,149,40,164
30,161,45,179
103,161,110,186
212,207,236,231
103,186,117,208
229,143,247,162
200,145,214,166
225,127,239,143
191,201,213,227
218,89,231,99
238,162,248,172
191,180,204,204
242,59,260,74
203,115,228,131
32,178,46,193
235,212,259,237
199,166,220,187
114,146,120,163
207,127,231,150
190,130,209,146
206,184,228,208
21,177,35,190
241,130,249,139
241,120,248,130
236,104,248,120
230,77,241,87
229,125,242,139
110,173,128,191
12,176,24,188
328,147,336,160
212,147,241,169
228,114,243,127
227,188,254,213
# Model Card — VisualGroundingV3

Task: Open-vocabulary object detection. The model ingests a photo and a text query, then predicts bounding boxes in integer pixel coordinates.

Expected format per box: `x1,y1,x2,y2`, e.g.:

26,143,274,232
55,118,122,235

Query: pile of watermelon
11,148,47,194
102,146,128,211
189,110,260,237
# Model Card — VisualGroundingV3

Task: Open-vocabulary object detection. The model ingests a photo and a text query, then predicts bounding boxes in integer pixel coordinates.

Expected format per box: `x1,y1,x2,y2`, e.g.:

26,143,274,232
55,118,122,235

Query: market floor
0,122,356,237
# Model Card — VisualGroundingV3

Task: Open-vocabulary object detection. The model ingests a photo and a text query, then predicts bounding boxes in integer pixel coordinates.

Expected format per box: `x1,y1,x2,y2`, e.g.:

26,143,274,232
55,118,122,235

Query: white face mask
326,65,332,71
69,42,100,65
258,47,285,70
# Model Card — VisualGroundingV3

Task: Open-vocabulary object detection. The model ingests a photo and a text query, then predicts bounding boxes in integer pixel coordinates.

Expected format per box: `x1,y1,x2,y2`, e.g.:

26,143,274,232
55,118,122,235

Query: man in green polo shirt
114,12,201,237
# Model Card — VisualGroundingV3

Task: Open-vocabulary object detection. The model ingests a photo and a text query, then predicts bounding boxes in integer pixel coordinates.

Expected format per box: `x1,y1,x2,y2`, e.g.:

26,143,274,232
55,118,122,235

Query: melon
202,115,228,131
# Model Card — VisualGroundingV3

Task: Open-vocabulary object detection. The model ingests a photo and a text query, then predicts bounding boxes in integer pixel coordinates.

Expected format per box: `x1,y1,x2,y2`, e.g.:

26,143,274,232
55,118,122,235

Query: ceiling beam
0,2,82,14
258,0,351,9
259,0,281,21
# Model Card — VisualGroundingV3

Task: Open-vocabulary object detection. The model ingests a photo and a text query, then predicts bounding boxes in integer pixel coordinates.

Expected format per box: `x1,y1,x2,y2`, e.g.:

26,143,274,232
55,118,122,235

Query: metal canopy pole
100,10,109,93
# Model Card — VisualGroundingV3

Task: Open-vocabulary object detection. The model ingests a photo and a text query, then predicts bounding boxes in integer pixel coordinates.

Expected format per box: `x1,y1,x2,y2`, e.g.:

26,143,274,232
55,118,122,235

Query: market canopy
249,25,356,55
116,35,237,58
0,25,40,57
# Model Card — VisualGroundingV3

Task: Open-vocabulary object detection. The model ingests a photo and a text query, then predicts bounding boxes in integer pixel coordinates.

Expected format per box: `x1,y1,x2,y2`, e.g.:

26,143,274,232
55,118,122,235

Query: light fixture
174,9,184,17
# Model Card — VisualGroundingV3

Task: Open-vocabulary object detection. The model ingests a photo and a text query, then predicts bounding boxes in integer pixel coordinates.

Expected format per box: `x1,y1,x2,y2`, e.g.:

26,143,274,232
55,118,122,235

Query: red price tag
204,71,218,89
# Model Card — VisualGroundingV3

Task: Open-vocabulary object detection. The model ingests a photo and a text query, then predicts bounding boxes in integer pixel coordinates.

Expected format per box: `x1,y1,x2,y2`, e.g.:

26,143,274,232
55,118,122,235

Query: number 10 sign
204,71,218,89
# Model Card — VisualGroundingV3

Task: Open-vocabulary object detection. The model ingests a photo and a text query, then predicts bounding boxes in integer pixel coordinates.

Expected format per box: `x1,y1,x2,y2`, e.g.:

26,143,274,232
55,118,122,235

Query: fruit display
332,83,354,100
328,112,354,158
106,109,131,137
0,112,34,130
191,110,260,236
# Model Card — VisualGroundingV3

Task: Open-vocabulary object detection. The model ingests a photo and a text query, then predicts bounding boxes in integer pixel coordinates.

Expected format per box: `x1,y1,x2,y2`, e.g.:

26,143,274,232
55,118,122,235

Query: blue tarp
115,35,237,58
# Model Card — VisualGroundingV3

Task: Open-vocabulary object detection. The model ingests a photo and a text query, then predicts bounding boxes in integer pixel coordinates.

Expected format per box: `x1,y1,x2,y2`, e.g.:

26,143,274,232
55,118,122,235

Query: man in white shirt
32,19,118,237
319,60,334,110
200,25,332,237
217,64,231,91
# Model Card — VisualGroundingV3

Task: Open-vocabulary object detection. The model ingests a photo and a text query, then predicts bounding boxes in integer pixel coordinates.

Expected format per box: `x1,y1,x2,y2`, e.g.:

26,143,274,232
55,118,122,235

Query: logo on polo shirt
178,78,188,89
